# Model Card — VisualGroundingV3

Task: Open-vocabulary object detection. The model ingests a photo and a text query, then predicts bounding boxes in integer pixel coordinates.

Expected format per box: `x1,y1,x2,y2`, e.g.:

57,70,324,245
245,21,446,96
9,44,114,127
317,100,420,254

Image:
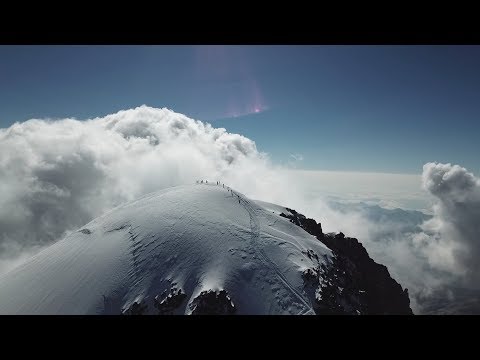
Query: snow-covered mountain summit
0,183,334,314
0,182,412,315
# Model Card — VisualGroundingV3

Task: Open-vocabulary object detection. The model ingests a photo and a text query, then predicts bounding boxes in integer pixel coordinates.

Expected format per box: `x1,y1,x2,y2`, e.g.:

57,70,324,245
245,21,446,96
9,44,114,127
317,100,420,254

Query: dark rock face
119,206,411,315
189,289,236,315
123,300,148,315
280,209,324,241
281,208,413,315
154,286,187,315
322,233,412,314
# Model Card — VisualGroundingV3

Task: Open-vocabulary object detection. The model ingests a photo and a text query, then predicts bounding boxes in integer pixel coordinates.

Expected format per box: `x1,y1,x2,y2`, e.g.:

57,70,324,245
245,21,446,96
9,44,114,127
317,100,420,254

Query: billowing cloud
0,106,327,274
0,106,284,269
417,163,480,282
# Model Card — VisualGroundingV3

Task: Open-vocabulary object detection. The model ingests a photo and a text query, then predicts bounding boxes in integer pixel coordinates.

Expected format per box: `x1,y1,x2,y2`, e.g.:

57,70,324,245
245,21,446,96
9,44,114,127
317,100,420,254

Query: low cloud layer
1,106,480,313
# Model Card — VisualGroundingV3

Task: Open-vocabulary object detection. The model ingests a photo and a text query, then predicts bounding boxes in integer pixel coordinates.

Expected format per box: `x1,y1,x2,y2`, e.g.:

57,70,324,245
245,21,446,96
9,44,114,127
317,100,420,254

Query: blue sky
1,45,479,174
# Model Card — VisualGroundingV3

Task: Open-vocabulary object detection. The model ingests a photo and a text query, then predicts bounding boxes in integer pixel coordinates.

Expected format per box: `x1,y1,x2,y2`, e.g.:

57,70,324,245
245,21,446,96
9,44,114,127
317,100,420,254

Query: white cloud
289,153,303,161
417,163,480,282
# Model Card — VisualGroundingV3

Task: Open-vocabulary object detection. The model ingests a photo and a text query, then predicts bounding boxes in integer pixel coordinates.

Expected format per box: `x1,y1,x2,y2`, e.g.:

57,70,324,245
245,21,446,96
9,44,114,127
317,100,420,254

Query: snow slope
0,183,332,315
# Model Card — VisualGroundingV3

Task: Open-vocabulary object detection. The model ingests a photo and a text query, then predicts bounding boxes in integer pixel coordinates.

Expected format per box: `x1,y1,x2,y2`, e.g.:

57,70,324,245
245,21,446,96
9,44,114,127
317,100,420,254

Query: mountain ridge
0,183,412,315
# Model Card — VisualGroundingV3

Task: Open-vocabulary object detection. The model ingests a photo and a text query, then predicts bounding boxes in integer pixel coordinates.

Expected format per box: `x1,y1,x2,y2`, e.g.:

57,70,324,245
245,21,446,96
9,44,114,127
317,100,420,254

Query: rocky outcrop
123,300,149,315
280,208,324,239
189,289,236,315
154,286,187,315
281,208,413,315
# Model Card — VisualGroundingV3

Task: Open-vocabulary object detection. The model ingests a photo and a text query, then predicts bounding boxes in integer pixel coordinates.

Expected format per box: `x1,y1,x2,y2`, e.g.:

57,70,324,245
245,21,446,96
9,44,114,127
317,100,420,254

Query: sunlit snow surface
0,184,331,314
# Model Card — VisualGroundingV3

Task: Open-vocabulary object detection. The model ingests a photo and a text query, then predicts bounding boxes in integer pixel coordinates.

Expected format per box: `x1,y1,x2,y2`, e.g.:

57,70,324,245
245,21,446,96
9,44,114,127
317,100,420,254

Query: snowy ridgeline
0,183,335,315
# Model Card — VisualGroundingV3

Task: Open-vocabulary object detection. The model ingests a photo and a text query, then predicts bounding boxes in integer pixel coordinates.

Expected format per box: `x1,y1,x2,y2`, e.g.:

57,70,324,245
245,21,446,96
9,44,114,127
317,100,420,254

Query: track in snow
235,191,313,315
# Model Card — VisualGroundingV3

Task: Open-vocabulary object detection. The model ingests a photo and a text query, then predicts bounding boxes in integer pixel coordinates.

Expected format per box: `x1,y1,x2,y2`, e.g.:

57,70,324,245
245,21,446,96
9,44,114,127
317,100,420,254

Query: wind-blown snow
0,184,331,315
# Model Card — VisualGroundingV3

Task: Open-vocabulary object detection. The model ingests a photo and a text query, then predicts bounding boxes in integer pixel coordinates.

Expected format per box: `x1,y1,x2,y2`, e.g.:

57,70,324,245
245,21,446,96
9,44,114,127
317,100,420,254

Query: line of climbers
195,180,249,205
